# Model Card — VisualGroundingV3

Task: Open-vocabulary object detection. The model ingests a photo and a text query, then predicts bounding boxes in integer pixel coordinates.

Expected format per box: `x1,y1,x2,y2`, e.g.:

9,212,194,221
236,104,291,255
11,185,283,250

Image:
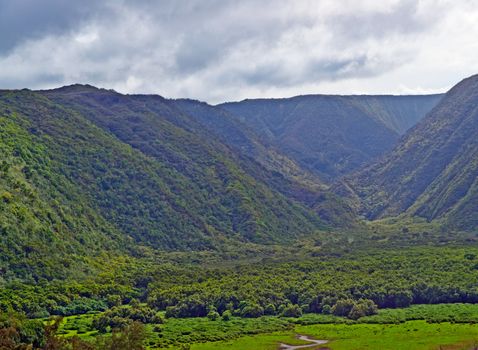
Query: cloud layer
1,0,478,103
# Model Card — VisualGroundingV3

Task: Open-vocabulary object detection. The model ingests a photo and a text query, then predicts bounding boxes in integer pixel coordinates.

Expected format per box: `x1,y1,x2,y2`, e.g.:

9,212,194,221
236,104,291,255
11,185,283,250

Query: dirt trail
279,335,329,349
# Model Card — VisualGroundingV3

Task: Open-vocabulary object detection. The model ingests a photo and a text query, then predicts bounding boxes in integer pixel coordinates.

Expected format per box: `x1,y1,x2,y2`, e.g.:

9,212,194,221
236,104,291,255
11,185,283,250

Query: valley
1,74,478,349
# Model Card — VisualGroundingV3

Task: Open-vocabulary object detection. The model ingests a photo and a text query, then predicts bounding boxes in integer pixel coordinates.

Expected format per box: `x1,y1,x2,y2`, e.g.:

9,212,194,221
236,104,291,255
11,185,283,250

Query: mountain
35,85,330,247
169,98,355,226
341,74,478,230
170,98,323,191
0,82,458,283
220,94,442,180
0,86,334,280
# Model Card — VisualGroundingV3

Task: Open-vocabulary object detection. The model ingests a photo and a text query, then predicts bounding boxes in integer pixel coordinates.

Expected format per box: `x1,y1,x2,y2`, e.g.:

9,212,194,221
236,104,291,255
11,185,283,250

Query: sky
1,0,478,103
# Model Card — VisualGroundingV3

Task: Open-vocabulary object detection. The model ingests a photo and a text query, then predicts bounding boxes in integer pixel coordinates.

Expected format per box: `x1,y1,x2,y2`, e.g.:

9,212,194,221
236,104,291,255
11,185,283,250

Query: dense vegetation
170,98,356,227
1,74,478,349
0,87,335,282
342,74,478,231
40,85,328,246
0,312,147,350
6,301,478,349
146,246,478,319
3,245,478,322
0,94,125,281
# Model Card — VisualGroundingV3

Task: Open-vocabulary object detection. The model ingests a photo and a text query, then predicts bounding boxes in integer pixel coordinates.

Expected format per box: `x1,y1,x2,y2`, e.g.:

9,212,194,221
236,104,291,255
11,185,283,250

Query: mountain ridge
220,93,442,179
340,74,478,230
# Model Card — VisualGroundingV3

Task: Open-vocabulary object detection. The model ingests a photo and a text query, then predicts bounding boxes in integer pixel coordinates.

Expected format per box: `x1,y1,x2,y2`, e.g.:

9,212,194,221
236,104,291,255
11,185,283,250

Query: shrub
321,304,332,314
240,304,264,318
207,310,220,321
264,304,276,315
331,299,355,317
221,310,232,321
348,299,378,320
281,304,302,318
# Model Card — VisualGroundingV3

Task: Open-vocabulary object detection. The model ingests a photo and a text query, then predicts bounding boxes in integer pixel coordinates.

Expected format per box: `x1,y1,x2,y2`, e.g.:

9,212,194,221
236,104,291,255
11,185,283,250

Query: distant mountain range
3,74,478,281
220,94,442,180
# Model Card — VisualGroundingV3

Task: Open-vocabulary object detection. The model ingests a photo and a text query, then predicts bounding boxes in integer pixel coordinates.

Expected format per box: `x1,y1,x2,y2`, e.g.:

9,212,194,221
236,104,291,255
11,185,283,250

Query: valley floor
189,321,478,350
6,244,478,349
58,304,478,350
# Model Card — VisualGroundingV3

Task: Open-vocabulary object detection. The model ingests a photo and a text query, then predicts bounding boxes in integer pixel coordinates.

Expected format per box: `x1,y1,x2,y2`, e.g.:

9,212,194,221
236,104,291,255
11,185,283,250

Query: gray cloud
329,0,430,41
0,0,105,53
0,0,477,102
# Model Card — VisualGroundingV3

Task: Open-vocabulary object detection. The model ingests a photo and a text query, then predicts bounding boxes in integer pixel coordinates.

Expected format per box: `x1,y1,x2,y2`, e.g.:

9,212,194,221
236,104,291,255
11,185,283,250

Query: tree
281,304,302,318
107,295,122,307
96,321,146,350
207,310,220,321
321,304,332,314
331,299,355,317
240,304,264,318
221,310,232,321
264,304,276,315
0,327,19,350
348,299,378,320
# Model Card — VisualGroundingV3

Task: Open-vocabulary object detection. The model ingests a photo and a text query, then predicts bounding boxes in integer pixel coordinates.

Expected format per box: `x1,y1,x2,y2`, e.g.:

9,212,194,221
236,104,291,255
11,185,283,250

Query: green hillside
0,90,130,281
171,98,324,191
0,86,329,278
170,98,355,227
342,75,478,230
1,81,477,350
347,94,442,134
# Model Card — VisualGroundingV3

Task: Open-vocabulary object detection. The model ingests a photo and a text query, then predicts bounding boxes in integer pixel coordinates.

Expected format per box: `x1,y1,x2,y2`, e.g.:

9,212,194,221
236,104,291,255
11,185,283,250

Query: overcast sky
1,0,478,103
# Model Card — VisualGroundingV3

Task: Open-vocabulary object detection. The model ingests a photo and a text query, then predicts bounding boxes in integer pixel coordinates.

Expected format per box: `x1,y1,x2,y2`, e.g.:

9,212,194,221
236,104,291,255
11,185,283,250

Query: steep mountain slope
342,74,478,230
36,85,326,246
0,86,335,283
0,90,126,280
171,98,322,190
220,94,441,179
169,98,356,226
346,95,443,134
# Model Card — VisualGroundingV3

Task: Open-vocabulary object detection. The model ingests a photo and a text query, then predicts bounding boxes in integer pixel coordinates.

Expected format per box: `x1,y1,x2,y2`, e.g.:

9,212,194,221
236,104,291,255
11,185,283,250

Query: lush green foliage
1,79,477,350
0,101,123,282
146,247,478,319
183,304,478,349
171,98,355,228
42,85,324,248
92,303,162,333
0,86,330,283
344,74,478,231
0,313,147,350
4,245,478,321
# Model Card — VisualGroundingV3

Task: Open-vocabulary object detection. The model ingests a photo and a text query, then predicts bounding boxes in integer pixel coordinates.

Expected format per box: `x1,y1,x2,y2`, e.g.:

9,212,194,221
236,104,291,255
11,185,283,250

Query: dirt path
279,335,329,349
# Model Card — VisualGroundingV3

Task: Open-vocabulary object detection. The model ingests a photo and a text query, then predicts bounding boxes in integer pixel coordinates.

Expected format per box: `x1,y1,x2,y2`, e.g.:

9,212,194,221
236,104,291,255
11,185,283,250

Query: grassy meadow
55,303,478,349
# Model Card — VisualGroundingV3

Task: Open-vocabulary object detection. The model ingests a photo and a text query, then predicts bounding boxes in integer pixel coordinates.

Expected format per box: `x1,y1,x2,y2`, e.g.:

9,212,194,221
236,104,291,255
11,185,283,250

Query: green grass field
190,321,478,350
58,303,478,349
298,321,478,350
187,332,305,350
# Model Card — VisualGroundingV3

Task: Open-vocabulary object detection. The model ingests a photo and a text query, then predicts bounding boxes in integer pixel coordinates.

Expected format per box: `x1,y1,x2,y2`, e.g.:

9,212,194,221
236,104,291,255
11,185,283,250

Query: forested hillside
342,75,478,230
221,94,441,179
0,92,124,281
171,98,323,190
170,98,355,226
0,87,331,281
3,0,478,348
